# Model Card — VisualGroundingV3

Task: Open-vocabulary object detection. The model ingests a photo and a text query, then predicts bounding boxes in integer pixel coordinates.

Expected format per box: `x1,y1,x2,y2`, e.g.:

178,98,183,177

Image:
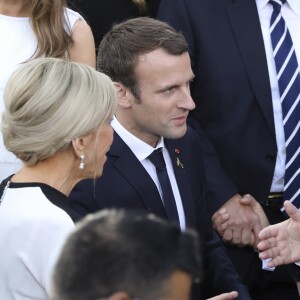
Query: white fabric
256,0,300,193
0,8,82,181
111,117,186,230
0,186,74,299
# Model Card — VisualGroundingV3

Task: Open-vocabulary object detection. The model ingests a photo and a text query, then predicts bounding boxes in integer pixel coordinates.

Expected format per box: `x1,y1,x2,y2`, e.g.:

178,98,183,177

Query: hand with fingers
258,200,300,268
212,194,267,248
239,194,270,248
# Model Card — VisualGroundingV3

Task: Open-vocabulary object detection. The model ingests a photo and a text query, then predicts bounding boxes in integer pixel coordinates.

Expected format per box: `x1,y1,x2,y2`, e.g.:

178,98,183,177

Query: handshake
213,194,300,268
212,194,270,249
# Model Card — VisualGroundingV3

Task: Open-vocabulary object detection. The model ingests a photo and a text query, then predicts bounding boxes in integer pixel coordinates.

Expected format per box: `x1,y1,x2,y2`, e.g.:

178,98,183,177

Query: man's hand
212,194,266,247
207,291,238,300
239,194,270,248
257,201,300,267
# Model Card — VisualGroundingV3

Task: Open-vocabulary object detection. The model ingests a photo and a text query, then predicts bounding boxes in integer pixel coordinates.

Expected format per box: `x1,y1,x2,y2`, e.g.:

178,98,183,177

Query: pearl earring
79,154,85,170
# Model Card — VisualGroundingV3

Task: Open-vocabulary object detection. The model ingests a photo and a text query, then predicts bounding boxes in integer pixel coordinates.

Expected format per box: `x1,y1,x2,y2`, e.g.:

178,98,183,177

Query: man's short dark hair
51,209,201,300
97,17,189,99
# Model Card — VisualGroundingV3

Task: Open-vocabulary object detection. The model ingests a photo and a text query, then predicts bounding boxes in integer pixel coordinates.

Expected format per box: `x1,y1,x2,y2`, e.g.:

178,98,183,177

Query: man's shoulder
165,126,204,165
171,126,202,146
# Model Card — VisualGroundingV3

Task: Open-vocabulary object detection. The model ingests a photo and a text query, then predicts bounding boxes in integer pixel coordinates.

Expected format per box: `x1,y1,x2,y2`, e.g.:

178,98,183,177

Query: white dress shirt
111,117,186,230
256,0,300,192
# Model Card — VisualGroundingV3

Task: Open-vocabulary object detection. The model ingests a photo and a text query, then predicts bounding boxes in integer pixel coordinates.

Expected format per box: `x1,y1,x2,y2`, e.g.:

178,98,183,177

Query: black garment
67,0,161,50
0,176,81,222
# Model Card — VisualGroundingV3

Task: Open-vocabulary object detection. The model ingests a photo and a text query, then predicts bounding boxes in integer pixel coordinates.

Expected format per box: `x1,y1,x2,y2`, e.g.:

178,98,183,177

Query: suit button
265,153,276,161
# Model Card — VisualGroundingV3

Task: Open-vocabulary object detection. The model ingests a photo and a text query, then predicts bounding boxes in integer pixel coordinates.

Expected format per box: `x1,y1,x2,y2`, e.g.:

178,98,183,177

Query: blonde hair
130,0,147,14
1,57,117,166
25,0,73,58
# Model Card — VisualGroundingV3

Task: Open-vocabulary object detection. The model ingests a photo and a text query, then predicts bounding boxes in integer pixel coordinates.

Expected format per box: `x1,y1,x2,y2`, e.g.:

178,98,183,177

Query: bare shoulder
69,19,96,68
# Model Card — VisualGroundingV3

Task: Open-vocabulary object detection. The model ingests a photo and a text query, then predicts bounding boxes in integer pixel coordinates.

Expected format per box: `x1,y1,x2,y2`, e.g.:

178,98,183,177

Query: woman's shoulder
64,7,84,30
2,184,74,226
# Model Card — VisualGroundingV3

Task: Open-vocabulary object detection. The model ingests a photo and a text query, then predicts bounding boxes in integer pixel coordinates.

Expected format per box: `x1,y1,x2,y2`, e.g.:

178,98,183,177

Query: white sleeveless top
0,8,82,181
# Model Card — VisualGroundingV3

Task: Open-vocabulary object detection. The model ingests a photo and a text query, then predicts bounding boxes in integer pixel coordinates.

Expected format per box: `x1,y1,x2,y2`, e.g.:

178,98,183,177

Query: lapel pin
175,148,180,154
176,157,184,169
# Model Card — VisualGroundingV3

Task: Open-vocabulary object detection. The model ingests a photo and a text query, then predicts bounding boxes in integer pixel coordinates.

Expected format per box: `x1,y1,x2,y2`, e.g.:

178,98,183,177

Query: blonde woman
0,0,95,180
0,58,117,299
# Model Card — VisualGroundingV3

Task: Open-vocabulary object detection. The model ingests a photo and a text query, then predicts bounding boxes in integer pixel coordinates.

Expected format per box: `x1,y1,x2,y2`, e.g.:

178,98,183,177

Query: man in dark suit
70,17,251,300
158,0,300,298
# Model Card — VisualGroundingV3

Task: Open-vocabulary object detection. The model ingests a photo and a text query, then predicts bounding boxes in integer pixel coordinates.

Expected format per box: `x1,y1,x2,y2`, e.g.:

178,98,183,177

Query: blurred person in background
0,0,95,180
51,209,201,300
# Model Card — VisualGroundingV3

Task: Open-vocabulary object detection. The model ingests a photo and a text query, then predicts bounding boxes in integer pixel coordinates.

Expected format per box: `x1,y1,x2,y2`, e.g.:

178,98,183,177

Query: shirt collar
256,0,300,16
256,0,270,11
111,116,165,162
289,0,300,16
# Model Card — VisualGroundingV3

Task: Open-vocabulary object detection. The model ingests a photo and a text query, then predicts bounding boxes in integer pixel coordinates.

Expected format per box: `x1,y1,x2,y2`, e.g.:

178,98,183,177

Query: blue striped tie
269,0,300,208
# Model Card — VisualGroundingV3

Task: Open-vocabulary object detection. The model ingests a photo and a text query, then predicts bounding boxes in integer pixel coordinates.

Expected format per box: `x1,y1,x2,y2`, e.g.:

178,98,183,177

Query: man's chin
165,126,187,140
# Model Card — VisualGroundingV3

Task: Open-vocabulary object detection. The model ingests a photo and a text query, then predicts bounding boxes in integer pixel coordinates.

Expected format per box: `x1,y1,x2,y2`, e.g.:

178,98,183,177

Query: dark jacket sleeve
186,128,250,299
201,228,251,299
189,119,239,213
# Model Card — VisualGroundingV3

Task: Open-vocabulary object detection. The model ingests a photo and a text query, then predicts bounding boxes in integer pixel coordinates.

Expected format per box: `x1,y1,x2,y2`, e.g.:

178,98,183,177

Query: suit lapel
226,0,275,135
165,139,196,228
109,133,167,219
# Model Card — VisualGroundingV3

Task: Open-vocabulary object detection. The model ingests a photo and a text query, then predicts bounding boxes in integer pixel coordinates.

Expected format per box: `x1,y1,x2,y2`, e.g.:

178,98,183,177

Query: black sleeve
189,122,239,214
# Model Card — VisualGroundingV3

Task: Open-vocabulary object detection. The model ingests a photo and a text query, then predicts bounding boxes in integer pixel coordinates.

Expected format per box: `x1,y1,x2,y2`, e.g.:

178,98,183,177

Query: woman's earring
79,154,85,170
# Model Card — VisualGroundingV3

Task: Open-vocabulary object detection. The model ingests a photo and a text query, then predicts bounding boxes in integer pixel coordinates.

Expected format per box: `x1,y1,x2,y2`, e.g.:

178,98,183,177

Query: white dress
0,182,80,300
0,8,82,181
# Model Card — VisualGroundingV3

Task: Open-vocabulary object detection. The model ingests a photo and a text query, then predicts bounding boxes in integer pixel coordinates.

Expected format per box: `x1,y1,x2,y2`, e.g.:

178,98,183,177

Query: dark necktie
148,148,180,224
269,0,300,207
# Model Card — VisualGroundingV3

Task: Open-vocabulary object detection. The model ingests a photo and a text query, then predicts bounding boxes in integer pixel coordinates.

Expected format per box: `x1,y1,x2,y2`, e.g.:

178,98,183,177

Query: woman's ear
71,137,85,158
114,82,131,108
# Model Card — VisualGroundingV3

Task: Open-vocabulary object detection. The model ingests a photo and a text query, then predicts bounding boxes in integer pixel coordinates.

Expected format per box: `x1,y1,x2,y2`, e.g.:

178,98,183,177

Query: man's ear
114,82,132,108
107,291,131,300
71,137,85,158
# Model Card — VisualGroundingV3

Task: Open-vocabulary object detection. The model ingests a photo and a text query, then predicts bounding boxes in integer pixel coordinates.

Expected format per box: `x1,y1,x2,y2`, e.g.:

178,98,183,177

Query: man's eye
164,87,176,94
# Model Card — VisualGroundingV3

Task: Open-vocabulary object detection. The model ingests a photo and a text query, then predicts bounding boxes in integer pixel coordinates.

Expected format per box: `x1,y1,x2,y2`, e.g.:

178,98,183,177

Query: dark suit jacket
158,0,297,291
70,127,250,299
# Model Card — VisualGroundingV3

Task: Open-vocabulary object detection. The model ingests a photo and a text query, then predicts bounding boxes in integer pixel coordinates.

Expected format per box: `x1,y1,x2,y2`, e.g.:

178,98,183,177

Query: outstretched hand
257,201,300,267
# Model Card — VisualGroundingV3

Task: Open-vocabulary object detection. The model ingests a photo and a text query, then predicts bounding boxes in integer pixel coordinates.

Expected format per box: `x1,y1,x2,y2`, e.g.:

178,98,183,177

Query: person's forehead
136,48,189,66
134,49,192,83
